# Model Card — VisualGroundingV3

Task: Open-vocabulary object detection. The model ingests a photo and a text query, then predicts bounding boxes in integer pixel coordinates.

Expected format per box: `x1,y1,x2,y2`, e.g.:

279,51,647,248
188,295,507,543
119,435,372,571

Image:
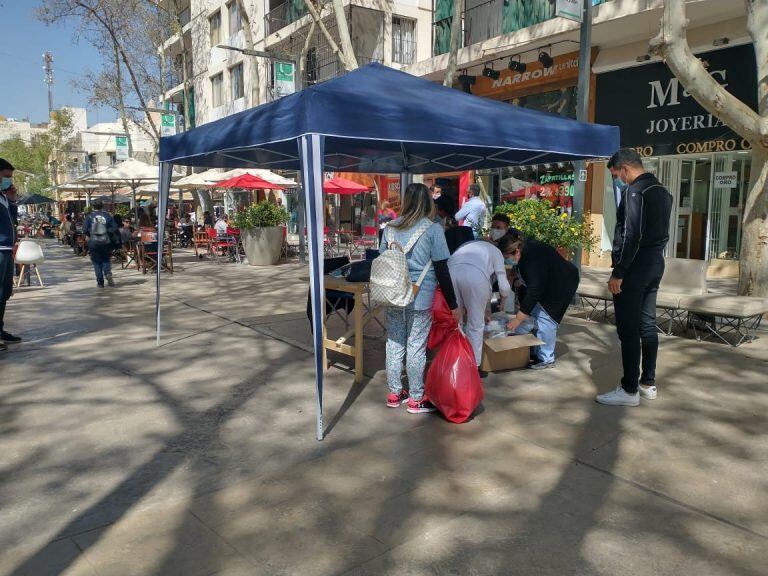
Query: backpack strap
401,220,432,254
415,260,433,288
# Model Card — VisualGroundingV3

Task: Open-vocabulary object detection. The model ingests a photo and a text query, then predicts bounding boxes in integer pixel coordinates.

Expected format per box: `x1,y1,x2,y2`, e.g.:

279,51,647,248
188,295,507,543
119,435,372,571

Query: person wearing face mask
430,184,442,200
596,148,672,407
506,237,579,370
488,213,510,242
0,158,22,351
448,235,515,377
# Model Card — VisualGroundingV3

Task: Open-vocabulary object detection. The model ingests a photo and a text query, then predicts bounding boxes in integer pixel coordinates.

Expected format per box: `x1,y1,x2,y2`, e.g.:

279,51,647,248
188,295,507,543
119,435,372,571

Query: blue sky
0,1,110,125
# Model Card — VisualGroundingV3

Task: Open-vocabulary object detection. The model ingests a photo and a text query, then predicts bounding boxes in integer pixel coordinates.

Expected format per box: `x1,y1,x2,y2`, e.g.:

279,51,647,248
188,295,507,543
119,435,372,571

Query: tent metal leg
300,134,326,441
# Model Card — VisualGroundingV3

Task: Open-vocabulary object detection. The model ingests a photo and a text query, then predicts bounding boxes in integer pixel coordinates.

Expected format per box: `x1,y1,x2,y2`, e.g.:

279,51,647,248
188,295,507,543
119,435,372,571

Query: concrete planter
242,226,283,265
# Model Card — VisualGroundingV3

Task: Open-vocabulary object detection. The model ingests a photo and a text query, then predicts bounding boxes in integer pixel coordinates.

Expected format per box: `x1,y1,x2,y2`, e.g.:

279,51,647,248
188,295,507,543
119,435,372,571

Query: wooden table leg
354,291,364,383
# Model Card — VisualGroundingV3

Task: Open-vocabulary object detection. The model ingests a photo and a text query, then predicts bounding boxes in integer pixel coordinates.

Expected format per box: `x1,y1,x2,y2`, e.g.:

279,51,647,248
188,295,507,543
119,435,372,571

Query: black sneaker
0,342,7,352
478,368,489,379
106,274,115,287
529,361,555,371
0,331,21,344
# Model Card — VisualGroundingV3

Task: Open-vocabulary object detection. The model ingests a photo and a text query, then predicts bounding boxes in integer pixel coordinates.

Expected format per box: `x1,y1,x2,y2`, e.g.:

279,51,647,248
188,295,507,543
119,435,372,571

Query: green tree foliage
0,137,52,196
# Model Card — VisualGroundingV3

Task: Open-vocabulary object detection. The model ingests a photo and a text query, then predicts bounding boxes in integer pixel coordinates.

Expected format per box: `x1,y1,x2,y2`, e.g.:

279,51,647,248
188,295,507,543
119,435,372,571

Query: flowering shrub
495,198,596,255
232,201,288,230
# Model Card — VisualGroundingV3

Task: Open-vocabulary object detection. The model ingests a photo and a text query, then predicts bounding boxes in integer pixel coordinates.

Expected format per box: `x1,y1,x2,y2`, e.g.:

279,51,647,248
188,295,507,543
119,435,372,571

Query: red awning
323,177,371,195
213,174,285,190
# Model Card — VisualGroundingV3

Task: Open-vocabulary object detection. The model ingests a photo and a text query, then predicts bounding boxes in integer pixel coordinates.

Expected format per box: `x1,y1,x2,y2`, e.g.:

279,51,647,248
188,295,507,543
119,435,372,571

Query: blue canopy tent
158,63,619,440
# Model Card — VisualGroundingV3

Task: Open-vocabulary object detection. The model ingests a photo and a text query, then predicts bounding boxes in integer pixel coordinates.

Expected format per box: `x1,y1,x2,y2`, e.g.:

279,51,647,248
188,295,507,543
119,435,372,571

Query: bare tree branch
304,0,355,72
331,0,358,70
649,0,760,143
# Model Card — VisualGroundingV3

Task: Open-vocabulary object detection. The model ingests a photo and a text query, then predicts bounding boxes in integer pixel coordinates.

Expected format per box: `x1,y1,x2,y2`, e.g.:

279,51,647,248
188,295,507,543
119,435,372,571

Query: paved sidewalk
1,242,766,576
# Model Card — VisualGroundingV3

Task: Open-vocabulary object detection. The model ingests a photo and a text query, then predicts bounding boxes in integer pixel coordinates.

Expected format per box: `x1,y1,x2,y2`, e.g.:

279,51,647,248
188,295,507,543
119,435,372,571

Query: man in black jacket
506,237,579,369
0,157,21,351
83,200,119,288
597,149,672,407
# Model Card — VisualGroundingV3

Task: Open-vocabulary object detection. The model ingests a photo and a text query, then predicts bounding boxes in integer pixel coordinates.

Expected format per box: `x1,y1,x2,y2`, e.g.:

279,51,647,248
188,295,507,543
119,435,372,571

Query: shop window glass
505,86,577,119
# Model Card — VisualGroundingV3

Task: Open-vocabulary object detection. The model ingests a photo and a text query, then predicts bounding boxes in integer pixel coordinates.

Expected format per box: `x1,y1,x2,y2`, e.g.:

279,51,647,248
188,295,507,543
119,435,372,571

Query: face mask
0,177,12,191
504,258,516,266
489,228,506,241
613,177,628,193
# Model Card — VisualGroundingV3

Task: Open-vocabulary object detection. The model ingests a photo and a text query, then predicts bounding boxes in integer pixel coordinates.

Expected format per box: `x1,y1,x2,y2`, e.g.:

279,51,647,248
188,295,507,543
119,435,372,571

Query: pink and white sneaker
386,390,410,408
406,397,436,414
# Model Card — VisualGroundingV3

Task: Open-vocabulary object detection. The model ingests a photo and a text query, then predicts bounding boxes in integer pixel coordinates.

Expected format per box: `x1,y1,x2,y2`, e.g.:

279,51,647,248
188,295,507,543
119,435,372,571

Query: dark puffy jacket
611,172,673,279
517,239,579,324
0,193,16,249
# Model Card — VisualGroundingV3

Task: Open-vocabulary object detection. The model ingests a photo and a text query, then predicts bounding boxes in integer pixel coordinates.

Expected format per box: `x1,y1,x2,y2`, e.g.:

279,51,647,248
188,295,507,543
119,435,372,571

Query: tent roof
18,193,55,205
160,63,619,174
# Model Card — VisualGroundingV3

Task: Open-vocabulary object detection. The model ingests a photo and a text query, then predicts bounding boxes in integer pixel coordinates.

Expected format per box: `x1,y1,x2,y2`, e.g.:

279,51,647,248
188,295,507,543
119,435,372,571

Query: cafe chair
193,230,211,259
15,239,45,288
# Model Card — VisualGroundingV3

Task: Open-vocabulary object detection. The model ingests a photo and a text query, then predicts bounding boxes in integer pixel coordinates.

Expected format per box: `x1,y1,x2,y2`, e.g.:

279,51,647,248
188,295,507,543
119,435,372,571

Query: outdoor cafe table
320,275,382,384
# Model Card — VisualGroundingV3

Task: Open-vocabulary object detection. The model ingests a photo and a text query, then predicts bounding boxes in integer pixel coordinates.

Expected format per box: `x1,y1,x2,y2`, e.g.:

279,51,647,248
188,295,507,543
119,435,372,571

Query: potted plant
232,201,288,265
495,198,596,259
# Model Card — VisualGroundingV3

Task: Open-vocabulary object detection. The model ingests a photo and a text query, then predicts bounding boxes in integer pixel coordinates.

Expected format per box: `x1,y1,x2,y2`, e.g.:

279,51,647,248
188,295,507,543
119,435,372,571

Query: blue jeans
512,303,559,364
90,247,112,285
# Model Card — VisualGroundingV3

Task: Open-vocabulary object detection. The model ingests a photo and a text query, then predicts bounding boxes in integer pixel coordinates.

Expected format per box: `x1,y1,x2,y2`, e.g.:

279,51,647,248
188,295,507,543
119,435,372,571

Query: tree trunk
443,0,463,87
196,189,213,216
332,0,358,70
235,0,260,107
650,0,768,297
113,38,133,157
299,20,317,86
739,147,768,296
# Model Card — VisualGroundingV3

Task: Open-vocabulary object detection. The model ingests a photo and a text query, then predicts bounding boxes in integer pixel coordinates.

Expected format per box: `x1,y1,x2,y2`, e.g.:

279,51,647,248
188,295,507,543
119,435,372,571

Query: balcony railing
266,0,330,35
433,0,613,56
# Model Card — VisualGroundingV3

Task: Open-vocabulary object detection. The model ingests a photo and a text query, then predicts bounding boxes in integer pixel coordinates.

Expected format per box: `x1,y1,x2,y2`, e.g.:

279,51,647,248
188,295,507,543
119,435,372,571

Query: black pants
0,250,14,333
613,256,664,394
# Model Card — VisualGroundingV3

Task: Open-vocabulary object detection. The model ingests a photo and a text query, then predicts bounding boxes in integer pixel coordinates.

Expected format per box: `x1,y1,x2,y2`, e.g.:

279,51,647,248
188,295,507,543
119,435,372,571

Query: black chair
307,256,355,332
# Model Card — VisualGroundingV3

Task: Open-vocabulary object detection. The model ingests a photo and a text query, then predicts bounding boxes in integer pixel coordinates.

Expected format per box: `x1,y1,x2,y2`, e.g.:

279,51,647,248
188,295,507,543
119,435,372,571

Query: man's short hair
0,158,14,171
491,213,510,226
92,199,104,210
469,183,481,196
607,148,644,170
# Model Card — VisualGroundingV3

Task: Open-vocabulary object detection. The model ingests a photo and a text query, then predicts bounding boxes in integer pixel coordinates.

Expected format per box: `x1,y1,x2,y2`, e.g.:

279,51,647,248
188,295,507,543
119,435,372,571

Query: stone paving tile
343,462,768,576
0,537,98,576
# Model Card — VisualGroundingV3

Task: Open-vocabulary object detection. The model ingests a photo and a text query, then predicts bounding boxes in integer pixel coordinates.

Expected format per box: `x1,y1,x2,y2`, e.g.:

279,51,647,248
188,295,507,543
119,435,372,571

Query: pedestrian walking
0,158,22,351
378,183,460,414
596,148,672,406
83,200,118,288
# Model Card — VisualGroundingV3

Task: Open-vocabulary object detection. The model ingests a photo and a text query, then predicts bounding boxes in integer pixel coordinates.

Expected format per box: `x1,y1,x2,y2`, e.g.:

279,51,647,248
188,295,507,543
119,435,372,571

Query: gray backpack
90,213,110,245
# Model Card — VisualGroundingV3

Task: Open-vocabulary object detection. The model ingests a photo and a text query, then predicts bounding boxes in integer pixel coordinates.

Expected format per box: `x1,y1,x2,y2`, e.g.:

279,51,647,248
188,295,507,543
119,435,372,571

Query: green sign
274,62,295,98
161,113,176,137
115,136,129,160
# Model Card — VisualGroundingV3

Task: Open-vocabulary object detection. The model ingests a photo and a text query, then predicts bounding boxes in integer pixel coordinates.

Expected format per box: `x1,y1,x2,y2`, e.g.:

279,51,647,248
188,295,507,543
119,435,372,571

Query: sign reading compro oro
714,171,738,189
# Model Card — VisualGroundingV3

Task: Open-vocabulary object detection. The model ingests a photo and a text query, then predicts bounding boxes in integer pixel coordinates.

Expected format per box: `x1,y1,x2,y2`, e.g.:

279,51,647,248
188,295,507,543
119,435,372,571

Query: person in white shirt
214,213,229,236
448,236,516,375
455,183,487,238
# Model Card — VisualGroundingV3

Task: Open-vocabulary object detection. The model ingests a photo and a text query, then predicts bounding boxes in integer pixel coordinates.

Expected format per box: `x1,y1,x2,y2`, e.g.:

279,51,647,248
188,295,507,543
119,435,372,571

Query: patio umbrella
213,168,296,187
212,173,286,190
18,193,55,205
323,177,370,195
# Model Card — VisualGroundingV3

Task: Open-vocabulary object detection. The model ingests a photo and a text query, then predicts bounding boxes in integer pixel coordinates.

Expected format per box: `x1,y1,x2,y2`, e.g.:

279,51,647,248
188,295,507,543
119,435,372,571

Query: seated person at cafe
118,219,134,245
435,194,474,254
506,237,579,370
214,213,229,236
178,215,194,245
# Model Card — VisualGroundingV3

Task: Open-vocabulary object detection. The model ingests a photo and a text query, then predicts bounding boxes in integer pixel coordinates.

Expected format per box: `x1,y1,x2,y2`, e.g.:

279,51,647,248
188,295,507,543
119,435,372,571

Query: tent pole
297,185,306,263
156,162,174,346
300,134,326,441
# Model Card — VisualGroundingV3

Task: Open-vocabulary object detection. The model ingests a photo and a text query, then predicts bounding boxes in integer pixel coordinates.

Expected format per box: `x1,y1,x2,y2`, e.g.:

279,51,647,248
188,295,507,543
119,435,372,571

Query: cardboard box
479,333,545,372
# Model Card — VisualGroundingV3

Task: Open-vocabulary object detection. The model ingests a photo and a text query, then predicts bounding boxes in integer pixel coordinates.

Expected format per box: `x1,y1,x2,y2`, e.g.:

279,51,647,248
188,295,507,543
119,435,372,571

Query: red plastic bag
428,289,456,350
425,329,484,423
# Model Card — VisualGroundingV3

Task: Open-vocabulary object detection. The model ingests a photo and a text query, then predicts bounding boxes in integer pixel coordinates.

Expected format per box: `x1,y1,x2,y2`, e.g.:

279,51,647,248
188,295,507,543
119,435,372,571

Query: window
230,63,244,100
305,47,318,86
211,73,224,107
392,16,416,64
227,1,242,35
209,10,221,46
